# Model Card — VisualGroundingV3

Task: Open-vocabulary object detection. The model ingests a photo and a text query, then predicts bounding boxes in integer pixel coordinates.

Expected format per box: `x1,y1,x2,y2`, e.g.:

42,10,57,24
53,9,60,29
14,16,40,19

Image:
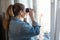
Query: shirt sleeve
20,21,41,38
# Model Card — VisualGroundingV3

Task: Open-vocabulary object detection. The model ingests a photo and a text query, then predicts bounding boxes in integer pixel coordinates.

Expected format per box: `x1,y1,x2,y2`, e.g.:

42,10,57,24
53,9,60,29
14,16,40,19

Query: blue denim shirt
8,17,40,40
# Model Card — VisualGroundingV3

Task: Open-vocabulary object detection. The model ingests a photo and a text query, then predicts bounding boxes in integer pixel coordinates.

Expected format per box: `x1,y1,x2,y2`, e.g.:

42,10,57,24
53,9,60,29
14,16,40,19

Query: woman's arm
20,9,41,37
20,21,40,38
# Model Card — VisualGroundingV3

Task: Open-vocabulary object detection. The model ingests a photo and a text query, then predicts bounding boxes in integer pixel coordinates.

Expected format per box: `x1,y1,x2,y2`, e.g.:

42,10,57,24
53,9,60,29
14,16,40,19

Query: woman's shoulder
9,17,31,28
9,17,24,27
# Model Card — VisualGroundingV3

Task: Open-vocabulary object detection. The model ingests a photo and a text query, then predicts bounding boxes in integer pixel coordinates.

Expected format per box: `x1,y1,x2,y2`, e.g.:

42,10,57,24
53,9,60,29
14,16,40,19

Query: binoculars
25,8,29,13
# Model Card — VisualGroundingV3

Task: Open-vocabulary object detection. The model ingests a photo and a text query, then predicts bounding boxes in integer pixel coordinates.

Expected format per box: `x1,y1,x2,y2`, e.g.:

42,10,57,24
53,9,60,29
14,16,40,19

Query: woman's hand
29,9,35,22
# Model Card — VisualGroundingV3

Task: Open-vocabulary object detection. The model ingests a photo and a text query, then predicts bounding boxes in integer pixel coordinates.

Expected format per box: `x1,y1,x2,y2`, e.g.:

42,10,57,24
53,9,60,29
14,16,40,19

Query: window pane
36,0,50,40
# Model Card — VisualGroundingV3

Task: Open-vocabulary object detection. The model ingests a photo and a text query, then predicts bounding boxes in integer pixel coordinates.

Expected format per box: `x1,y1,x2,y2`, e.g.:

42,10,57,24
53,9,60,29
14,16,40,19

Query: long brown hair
3,5,14,31
3,3,24,31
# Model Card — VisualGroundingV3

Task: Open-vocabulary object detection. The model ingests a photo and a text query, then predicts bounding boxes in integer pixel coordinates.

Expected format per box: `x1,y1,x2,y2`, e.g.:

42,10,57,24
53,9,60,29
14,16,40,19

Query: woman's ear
19,11,22,15
19,10,24,17
18,10,21,15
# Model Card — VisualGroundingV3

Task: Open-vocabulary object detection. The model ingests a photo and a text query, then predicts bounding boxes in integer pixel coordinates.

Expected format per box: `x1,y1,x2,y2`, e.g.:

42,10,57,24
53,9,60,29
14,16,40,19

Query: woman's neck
16,16,24,21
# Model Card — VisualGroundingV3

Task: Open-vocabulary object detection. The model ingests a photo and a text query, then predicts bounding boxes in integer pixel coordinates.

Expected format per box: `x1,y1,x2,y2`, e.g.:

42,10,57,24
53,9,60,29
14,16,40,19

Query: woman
3,3,40,40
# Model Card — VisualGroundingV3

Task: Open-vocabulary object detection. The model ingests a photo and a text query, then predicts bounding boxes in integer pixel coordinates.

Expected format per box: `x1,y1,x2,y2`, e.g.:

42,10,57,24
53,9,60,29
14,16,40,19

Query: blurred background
0,0,60,40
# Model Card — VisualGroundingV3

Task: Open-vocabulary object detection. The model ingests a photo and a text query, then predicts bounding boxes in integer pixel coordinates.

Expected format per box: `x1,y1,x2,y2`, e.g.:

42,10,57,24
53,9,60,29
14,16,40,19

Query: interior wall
1,0,14,13
1,0,6,13
0,0,1,13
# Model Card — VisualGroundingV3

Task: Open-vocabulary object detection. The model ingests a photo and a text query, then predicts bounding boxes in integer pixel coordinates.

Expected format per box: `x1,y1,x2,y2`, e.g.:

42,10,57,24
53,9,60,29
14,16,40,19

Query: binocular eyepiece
25,8,29,13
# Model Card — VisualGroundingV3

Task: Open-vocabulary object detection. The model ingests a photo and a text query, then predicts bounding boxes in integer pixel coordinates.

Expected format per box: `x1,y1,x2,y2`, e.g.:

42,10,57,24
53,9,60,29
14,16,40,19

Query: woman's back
9,17,32,40
8,17,40,40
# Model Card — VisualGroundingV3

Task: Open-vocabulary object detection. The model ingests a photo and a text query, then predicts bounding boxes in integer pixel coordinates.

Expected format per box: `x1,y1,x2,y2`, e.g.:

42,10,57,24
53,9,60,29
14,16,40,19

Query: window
36,0,50,40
